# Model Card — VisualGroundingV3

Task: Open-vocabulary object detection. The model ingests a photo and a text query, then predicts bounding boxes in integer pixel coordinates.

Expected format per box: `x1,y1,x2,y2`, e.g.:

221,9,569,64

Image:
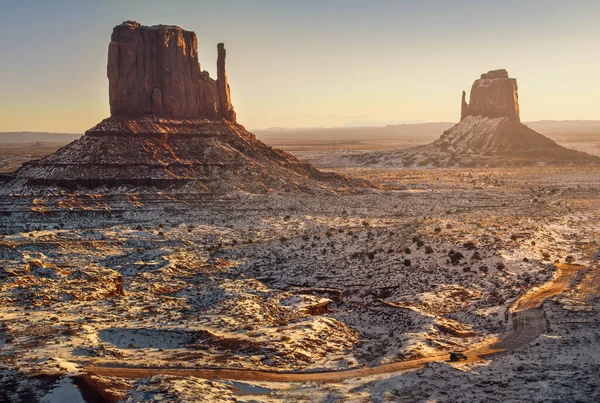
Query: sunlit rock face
7,21,368,192
461,69,520,122
108,21,234,120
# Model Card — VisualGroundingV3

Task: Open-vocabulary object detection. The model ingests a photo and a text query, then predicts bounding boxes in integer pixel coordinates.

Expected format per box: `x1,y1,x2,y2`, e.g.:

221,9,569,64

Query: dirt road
85,263,587,382
482,263,583,355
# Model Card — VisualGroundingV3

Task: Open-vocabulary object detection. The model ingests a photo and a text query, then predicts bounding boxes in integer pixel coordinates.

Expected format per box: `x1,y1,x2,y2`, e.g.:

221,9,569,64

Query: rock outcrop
325,70,599,168
108,21,233,120
217,43,236,121
14,116,366,191
460,69,519,122
7,21,368,192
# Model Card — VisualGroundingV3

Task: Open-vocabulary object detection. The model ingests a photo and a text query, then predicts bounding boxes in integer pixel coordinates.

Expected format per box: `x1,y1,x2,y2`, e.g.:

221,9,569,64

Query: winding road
85,263,588,382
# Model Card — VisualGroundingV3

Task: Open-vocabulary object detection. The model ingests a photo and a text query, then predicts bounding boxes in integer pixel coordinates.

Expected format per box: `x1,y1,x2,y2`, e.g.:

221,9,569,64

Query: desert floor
1,166,599,402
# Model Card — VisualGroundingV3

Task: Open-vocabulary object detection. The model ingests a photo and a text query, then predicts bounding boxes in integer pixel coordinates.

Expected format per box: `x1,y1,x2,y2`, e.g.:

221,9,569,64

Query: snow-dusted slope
317,116,600,168
7,117,371,193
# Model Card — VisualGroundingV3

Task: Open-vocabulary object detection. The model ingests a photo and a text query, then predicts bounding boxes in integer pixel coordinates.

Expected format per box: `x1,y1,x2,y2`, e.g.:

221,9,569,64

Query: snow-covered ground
1,166,599,402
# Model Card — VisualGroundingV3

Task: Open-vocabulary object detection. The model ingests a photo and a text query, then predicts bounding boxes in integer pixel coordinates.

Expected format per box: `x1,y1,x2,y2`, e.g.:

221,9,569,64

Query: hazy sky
1,0,599,132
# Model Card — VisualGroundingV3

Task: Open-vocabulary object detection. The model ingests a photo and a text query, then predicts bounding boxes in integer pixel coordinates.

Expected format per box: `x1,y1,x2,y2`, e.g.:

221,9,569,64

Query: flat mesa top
480,69,510,80
118,20,187,31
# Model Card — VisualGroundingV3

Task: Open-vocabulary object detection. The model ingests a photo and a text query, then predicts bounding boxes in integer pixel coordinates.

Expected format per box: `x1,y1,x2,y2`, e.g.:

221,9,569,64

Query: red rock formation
217,43,236,121
341,69,600,167
108,21,233,120
9,21,372,192
461,69,520,122
460,91,469,121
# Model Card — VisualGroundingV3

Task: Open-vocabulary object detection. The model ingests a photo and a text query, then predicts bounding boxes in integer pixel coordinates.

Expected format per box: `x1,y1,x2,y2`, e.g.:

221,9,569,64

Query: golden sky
1,0,599,133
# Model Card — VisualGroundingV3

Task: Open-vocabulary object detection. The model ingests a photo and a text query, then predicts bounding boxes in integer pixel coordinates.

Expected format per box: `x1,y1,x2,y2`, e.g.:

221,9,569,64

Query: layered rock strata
16,117,357,190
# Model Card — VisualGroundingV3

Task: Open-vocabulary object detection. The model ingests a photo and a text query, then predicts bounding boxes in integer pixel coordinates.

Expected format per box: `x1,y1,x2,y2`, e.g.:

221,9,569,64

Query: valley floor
1,166,599,402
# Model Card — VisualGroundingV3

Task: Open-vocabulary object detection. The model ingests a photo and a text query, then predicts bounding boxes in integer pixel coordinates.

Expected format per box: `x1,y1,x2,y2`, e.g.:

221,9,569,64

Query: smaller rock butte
342,69,599,168
108,21,235,120
461,69,520,122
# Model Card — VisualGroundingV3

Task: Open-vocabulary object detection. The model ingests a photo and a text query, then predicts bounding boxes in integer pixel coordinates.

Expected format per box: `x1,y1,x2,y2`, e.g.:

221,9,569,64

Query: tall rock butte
342,69,599,168
9,21,368,192
108,21,235,120
460,69,519,122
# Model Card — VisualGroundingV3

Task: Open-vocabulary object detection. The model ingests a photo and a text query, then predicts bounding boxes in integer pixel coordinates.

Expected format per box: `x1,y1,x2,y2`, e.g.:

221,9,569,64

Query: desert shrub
448,250,464,264
463,241,476,250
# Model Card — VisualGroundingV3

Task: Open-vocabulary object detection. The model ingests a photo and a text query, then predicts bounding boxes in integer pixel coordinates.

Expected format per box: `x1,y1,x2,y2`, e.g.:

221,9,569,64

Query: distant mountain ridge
256,120,600,137
0,132,82,144
2,120,599,147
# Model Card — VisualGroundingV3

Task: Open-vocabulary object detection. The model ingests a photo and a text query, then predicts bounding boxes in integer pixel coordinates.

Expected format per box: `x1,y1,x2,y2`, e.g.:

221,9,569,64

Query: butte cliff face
460,69,519,122
107,21,234,120
9,21,367,192
342,70,599,168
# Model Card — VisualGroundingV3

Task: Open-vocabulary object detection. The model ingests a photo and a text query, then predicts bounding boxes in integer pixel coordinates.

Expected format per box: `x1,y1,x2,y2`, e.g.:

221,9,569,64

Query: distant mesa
7,21,367,192
343,69,600,167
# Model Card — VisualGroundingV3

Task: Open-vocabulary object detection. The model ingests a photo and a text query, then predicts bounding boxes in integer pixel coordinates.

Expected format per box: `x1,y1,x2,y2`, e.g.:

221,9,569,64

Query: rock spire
217,43,236,121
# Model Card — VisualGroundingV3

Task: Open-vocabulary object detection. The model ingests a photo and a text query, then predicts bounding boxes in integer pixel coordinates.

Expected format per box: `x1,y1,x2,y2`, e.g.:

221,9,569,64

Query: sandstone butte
342,69,600,168
9,21,368,192
108,21,235,120
432,69,599,163
461,69,520,122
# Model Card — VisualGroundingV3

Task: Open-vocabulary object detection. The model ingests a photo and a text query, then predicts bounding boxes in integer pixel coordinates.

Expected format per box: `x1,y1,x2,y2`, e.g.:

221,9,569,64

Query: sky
1,0,599,132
